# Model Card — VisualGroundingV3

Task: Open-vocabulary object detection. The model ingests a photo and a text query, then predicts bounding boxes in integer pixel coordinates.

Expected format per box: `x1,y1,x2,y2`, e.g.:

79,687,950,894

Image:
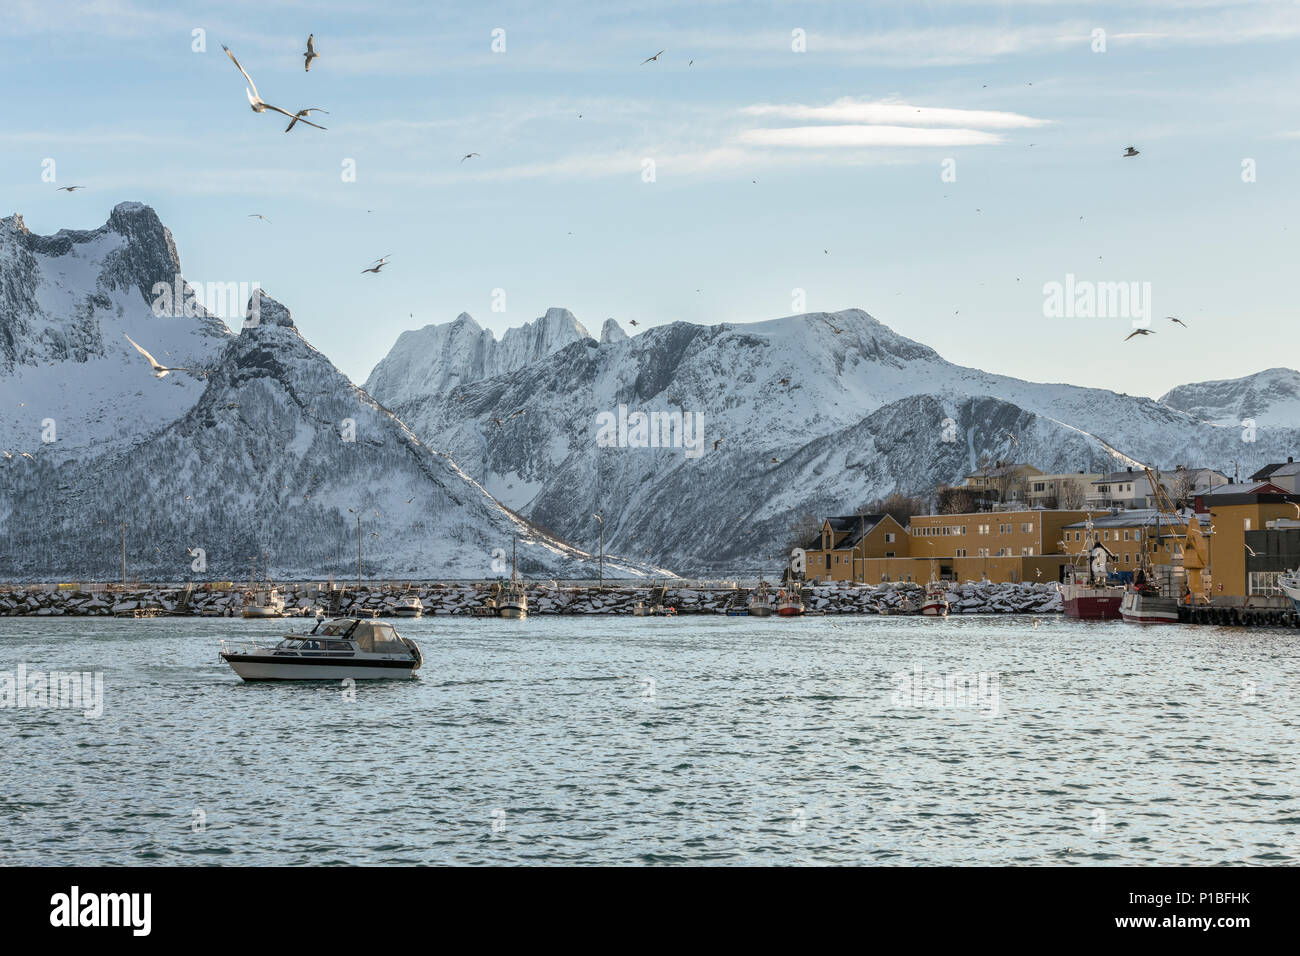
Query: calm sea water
1,614,1296,866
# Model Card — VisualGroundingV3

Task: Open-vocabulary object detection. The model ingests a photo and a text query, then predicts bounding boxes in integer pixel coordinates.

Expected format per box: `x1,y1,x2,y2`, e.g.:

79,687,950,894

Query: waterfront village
800,457,1300,604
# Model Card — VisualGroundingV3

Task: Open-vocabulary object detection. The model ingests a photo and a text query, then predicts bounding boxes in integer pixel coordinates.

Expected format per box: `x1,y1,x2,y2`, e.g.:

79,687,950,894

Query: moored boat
776,584,804,617
498,535,528,619
1119,587,1180,624
241,586,286,618
392,591,424,618
1063,526,1123,620
1280,570,1300,614
921,582,949,617
219,617,422,681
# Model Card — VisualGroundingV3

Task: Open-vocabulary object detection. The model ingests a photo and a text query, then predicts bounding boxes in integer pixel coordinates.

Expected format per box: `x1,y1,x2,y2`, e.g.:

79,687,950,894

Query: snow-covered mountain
0,202,230,459
1158,368,1300,427
366,308,1300,572
0,206,656,581
363,307,593,408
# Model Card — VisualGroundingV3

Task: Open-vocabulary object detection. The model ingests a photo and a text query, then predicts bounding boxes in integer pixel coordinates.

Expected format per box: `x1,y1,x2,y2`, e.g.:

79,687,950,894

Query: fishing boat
241,586,286,619
219,617,422,681
776,583,804,617
748,578,773,617
1119,585,1180,624
1281,569,1300,614
1119,467,1208,626
1063,525,1124,620
921,582,949,617
631,601,650,616
499,535,528,620
392,591,424,618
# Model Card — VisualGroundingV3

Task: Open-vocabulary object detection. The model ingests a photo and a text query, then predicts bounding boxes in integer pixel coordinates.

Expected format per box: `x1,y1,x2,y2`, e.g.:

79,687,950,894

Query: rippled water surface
1,614,1297,865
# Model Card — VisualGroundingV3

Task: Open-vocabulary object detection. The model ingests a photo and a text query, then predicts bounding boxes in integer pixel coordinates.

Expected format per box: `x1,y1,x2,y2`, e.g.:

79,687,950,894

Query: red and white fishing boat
776,584,804,617
1062,528,1123,620
921,582,949,617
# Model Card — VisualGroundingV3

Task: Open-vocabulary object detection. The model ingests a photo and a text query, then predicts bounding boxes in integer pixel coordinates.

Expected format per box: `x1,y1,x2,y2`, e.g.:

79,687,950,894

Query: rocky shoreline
0,580,1063,617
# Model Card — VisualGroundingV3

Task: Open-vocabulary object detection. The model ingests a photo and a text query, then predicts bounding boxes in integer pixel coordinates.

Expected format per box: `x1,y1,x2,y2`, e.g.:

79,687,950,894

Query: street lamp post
347,508,362,589
592,512,604,589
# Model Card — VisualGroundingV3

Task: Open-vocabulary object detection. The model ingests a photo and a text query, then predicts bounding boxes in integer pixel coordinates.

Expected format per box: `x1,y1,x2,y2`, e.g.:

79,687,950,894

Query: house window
1244,519,1253,531
885,551,895,558
1123,553,1130,563
885,532,895,543
1123,530,1130,541
961,526,967,535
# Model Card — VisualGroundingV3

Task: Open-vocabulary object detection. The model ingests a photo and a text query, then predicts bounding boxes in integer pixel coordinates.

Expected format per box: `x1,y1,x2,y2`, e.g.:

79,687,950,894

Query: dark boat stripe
221,654,413,669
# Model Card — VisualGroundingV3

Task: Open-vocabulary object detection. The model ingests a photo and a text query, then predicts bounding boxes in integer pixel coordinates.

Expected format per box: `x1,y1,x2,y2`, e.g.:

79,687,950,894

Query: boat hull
1064,593,1123,620
776,605,803,617
392,608,423,618
749,606,772,617
241,607,286,619
499,606,527,620
1119,590,1180,624
921,601,948,617
221,655,416,681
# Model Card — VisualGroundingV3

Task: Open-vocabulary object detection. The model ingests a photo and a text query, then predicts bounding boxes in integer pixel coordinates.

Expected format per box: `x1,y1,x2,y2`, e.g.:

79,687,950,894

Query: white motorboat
220,617,423,681
1281,570,1300,614
241,586,286,618
393,592,424,618
631,601,650,616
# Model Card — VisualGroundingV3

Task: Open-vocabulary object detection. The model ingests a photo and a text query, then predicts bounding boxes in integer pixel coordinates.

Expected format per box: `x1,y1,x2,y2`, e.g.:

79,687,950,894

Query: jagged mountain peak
1158,366,1300,427
243,289,295,330
600,318,628,343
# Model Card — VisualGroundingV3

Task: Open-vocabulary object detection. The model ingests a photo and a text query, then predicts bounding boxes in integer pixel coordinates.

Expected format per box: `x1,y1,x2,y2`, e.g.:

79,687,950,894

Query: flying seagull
56,185,85,192
361,255,391,274
1168,316,1187,327
713,438,723,451
1124,328,1155,341
641,50,665,64
123,333,208,378
779,378,789,386
248,214,271,222
1006,431,1020,448
460,152,480,163
303,34,319,72
285,108,328,132
629,319,639,326
222,45,327,130
824,319,845,334
1123,146,1139,157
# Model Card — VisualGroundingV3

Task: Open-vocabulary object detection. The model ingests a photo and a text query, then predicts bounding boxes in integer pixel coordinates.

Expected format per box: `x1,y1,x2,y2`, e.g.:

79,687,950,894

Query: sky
3,0,1299,398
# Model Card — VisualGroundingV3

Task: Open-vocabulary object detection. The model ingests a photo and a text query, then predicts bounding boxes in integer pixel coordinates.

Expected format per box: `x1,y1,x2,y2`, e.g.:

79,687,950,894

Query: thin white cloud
741,99,1050,129
740,125,1006,147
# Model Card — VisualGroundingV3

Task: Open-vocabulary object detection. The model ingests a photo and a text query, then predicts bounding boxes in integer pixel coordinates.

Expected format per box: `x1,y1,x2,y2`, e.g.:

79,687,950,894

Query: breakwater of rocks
0,580,1063,617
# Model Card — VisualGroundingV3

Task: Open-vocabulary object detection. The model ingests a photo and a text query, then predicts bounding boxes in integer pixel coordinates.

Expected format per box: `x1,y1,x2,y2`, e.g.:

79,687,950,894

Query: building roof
963,462,1037,479
1062,508,1208,529
1091,470,1146,485
811,514,889,551
1249,457,1297,482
